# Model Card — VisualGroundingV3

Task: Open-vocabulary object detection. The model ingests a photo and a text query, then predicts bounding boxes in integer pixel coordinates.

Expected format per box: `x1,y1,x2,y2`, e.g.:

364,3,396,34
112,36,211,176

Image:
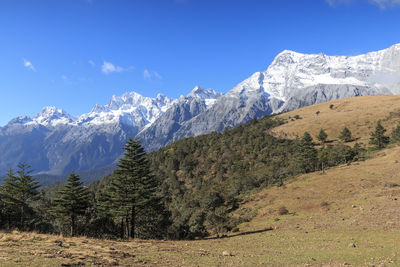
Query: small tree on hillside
54,173,89,236
317,129,328,144
369,121,390,149
391,123,400,144
339,127,352,142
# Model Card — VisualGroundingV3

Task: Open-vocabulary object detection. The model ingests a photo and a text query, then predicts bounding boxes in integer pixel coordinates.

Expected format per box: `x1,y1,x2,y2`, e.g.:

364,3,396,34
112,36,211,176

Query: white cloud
61,75,68,81
144,69,162,81
88,60,96,67
153,71,162,80
326,0,400,8
101,61,124,74
370,0,400,8
23,58,36,71
143,69,151,80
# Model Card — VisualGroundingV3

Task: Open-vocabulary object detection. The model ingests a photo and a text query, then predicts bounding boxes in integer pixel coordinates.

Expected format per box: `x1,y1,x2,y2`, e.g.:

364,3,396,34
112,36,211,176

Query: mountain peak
33,106,76,126
188,86,222,99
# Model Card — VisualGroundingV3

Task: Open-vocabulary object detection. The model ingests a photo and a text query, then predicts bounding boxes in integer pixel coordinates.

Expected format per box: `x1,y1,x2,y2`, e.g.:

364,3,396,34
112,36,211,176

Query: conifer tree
339,127,352,142
54,173,89,236
317,129,328,144
106,137,162,239
391,123,400,143
0,168,19,229
291,132,318,173
1,163,40,229
15,163,40,228
369,121,390,149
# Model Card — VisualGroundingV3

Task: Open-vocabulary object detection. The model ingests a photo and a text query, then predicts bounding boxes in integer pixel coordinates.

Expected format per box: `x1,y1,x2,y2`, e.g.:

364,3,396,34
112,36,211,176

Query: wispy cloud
326,0,400,8
370,0,400,8
88,60,96,67
61,75,69,82
143,69,151,80
101,61,124,74
153,71,162,80
143,69,163,81
23,58,36,71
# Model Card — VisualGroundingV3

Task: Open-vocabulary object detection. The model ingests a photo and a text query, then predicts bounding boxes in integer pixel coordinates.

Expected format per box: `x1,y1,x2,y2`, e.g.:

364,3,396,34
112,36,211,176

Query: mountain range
1,43,400,179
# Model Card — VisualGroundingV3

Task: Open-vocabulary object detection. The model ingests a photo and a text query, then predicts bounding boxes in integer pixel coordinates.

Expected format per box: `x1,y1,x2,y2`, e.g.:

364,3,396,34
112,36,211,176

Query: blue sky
1,0,400,125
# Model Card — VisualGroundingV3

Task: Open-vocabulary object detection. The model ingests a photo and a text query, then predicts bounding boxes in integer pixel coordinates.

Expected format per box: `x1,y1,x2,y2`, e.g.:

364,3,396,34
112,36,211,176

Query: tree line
0,117,399,239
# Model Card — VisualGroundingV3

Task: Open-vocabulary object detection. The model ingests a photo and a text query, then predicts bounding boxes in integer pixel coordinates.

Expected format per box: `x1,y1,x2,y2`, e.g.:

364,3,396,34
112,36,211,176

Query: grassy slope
2,95,400,266
272,95,400,143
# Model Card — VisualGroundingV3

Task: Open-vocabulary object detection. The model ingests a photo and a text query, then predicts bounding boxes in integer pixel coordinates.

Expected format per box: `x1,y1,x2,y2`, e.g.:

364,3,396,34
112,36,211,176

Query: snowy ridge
229,43,400,109
77,91,177,127
185,86,223,108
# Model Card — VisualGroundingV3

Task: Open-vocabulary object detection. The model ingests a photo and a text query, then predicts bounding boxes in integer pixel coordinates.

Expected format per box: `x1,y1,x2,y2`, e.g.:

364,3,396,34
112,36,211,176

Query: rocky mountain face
1,44,400,179
0,92,177,175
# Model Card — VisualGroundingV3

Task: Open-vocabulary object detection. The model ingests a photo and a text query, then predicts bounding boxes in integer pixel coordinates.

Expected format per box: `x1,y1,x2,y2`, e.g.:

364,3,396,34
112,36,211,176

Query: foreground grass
2,143,400,266
0,228,398,266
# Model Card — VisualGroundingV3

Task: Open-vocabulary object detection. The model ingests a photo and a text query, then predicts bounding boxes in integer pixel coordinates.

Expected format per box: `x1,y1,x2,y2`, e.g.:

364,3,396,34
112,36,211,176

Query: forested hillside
3,109,390,239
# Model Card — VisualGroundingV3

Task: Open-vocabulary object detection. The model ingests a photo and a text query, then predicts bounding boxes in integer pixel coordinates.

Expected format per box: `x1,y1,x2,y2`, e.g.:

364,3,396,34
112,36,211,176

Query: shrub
277,206,289,215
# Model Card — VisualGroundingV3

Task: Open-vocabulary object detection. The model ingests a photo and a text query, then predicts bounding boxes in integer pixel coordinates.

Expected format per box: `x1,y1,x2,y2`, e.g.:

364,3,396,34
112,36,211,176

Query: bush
277,206,289,215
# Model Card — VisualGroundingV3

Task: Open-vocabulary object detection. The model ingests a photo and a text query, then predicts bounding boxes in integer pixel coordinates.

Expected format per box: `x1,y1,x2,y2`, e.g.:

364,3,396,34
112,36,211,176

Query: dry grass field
272,95,400,144
2,95,400,266
2,146,400,266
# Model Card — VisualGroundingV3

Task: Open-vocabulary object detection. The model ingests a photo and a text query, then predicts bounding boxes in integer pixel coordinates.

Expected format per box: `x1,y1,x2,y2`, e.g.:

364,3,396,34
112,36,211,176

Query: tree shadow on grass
204,227,273,240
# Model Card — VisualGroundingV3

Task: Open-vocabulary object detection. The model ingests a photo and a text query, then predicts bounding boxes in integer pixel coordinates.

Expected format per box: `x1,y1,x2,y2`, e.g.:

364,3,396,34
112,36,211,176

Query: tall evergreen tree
369,121,390,149
106,138,162,239
0,168,19,229
339,127,352,142
291,132,318,174
54,173,89,236
1,163,40,229
15,163,40,228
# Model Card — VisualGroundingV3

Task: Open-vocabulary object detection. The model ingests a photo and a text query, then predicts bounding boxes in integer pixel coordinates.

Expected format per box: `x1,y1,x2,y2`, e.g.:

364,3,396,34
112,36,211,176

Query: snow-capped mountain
1,44,400,181
77,92,176,128
137,86,222,151
8,107,77,127
164,43,400,142
0,87,218,176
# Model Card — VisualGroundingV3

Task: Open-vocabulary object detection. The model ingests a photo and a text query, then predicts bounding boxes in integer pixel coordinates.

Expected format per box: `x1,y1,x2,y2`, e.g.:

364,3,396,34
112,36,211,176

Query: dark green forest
0,116,396,239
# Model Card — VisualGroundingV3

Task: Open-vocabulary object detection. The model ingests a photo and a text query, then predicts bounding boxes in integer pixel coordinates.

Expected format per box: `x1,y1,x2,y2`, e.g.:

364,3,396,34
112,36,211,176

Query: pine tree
105,137,162,239
54,173,89,236
15,163,40,228
291,132,318,174
1,163,40,229
0,168,19,229
317,129,328,144
370,121,390,149
391,123,400,143
339,127,352,142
